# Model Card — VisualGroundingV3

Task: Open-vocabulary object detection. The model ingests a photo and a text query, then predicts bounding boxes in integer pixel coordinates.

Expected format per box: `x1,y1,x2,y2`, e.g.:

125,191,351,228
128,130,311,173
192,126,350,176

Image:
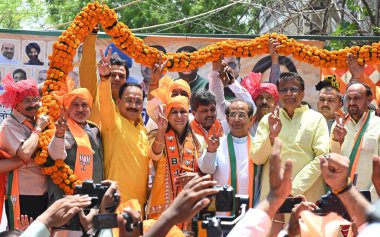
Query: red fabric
241,72,278,102
0,74,39,108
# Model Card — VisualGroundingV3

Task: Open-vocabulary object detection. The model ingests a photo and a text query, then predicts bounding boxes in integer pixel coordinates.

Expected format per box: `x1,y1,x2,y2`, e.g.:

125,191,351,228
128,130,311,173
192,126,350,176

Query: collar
281,104,309,120
11,109,31,124
349,111,370,125
188,74,199,85
231,135,248,144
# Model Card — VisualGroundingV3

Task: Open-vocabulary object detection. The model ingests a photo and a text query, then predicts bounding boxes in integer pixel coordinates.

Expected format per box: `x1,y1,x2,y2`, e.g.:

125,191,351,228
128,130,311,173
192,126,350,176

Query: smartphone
278,197,302,213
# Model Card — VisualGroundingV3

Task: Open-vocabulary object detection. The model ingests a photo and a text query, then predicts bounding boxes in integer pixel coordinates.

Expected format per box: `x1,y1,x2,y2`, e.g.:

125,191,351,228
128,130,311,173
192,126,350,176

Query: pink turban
241,72,278,102
0,74,39,108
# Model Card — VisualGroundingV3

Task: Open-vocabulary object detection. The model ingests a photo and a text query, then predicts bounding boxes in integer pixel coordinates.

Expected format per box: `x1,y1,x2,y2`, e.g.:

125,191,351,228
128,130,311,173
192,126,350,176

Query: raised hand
332,112,347,145
268,107,282,143
269,39,281,64
212,55,223,71
55,106,69,138
150,54,169,85
17,214,33,231
156,104,168,134
347,54,364,81
218,61,235,87
206,124,223,153
319,153,349,191
98,47,112,77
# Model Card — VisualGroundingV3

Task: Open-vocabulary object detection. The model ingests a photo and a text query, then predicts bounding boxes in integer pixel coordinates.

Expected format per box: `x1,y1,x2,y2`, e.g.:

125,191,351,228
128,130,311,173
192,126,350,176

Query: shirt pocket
362,135,378,153
296,128,315,148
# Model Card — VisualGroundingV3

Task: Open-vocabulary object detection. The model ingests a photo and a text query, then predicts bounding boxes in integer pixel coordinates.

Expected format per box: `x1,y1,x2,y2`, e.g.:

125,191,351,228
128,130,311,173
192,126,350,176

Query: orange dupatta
67,118,94,181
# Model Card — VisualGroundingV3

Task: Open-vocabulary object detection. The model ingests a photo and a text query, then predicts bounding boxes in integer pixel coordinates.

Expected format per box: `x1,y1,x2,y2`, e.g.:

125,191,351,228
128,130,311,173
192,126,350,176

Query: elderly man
331,82,380,201
198,99,256,208
47,79,103,204
0,43,18,65
0,75,50,228
24,42,44,66
97,49,156,211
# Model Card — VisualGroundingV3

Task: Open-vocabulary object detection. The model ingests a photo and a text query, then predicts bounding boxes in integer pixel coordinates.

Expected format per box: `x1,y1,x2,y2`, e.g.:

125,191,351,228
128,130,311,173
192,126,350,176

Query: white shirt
0,54,18,65
198,135,250,195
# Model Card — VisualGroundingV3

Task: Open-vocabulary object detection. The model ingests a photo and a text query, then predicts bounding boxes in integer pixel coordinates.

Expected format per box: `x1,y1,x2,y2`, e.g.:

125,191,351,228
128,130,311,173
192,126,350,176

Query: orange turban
150,76,191,105
166,96,189,117
169,79,191,98
52,77,93,109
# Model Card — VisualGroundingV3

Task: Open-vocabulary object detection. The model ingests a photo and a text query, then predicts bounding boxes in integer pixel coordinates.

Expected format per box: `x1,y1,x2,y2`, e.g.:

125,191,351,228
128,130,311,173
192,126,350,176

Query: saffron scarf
190,119,223,140
345,111,372,179
67,118,94,181
164,129,199,199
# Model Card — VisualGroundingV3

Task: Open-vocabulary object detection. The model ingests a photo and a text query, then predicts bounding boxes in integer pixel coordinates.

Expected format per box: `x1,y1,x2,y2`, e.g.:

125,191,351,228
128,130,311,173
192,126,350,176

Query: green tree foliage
43,0,264,34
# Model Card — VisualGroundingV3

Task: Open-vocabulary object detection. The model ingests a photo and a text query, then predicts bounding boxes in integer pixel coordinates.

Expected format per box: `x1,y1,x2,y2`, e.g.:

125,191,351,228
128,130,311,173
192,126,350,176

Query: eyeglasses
228,112,248,120
278,87,301,94
124,98,143,107
22,97,40,105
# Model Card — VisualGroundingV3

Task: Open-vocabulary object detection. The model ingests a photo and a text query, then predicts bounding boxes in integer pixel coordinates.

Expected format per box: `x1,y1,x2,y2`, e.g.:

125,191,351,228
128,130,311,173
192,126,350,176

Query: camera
74,179,110,210
93,213,143,234
201,185,234,214
58,180,111,231
314,190,371,220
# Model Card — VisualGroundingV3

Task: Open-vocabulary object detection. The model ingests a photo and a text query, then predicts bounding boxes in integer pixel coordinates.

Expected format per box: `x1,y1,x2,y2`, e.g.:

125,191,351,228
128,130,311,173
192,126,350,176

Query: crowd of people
0,28,380,237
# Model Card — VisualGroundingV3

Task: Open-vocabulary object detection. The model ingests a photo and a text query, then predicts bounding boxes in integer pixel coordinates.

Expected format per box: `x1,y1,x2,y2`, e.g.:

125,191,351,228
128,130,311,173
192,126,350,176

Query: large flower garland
36,1,380,194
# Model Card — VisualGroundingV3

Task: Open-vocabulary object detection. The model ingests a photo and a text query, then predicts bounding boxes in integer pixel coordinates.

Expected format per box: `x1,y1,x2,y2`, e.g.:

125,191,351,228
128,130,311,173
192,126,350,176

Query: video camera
194,185,250,237
58,180,116,231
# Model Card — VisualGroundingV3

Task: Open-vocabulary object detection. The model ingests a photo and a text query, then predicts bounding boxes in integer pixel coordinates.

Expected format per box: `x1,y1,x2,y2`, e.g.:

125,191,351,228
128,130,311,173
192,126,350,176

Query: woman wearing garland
147,94,207,227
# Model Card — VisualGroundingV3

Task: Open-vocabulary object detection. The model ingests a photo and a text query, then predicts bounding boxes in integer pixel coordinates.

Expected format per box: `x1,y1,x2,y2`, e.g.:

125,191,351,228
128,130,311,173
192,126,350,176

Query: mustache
259,105,270,108
25,105,40,111
126,108,139,112
321,106,330,110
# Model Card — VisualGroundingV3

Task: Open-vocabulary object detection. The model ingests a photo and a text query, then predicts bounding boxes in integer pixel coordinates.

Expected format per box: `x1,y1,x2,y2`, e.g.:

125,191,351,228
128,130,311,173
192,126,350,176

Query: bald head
345,82,372,122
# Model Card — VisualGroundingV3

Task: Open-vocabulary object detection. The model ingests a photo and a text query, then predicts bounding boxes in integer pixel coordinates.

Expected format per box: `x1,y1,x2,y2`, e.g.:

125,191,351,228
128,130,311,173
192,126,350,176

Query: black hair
225,99,254,117
252,55,298,74
176,45,197,53
277,72,305,91
346,81,373,98
110,57,129,78
0,229,23,237
190,89,216,112
301,101,312,109
150,45,167,54
118,82,145,100
13,69,27,80
25,42,41,54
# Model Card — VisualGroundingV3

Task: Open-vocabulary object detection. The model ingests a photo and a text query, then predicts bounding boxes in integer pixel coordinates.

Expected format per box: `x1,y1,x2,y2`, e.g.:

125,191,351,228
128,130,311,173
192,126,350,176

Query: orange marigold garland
36,1,380,194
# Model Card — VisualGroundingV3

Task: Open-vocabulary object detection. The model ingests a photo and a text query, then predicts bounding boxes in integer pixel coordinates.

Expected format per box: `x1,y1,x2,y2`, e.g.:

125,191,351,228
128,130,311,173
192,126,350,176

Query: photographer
227,138,292,237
